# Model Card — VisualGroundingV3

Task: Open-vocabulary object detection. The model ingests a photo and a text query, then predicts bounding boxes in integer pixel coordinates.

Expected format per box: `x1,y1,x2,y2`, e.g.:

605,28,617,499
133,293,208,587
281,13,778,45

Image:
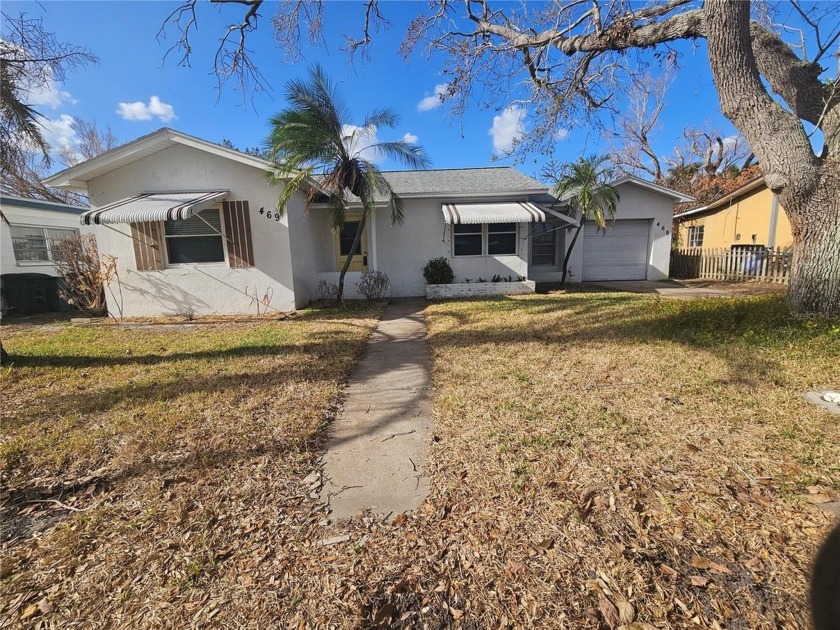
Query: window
531,222,557,266
488,223,517,255
453,223,483,256
453,223,520,257
10,226,78,263
164,208,225,264
339,221,363,256
688,225,705,248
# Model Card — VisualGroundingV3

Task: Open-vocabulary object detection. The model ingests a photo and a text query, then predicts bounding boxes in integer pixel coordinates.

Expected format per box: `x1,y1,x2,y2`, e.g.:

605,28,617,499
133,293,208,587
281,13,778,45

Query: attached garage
582,219,651,281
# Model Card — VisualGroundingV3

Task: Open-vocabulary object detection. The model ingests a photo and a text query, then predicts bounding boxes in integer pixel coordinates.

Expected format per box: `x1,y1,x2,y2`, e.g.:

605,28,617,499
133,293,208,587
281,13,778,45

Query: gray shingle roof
314,167,547,204
380,167,546,196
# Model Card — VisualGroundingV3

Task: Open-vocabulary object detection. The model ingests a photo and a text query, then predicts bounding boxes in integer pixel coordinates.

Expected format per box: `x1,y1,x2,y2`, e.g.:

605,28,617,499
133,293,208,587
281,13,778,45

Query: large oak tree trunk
705,0,840,317
783,176,840,316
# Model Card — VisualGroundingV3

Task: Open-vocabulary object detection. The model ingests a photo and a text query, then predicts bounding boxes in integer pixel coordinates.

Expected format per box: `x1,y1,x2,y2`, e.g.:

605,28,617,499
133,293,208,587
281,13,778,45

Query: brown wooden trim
130,222,163,271
223,200,255,268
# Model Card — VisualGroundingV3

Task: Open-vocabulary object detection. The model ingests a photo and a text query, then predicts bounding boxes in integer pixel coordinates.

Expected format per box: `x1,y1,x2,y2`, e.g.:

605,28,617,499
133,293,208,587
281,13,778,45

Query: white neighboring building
1,195,88,277
44,128,692,317
1,196,89,316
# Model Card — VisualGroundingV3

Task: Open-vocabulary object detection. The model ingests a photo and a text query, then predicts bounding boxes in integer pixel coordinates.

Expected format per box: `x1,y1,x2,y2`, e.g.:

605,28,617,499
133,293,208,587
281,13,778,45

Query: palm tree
552,155,619,285
265,64,430,301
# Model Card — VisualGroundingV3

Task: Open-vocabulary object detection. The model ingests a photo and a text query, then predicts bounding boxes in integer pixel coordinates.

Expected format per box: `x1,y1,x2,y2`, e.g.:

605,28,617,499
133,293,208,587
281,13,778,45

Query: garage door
582,219,650,281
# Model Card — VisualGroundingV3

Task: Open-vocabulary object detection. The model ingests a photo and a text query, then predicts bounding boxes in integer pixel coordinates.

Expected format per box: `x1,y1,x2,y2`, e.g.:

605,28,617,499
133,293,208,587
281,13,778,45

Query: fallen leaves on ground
1,293,837,628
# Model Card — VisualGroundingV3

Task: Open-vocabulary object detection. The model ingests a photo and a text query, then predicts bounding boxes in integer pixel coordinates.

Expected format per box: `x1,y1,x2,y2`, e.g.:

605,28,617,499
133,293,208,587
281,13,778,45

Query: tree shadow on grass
7,339,340,369
428,293,836,384
5,319,374,369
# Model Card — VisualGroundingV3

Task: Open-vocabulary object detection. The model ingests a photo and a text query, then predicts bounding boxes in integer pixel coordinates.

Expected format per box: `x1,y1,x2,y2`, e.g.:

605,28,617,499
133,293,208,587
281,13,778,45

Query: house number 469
259,208,281,221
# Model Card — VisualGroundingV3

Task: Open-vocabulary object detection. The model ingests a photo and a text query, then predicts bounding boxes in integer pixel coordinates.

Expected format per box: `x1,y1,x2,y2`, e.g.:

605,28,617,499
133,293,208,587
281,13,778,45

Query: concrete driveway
582,279,734,298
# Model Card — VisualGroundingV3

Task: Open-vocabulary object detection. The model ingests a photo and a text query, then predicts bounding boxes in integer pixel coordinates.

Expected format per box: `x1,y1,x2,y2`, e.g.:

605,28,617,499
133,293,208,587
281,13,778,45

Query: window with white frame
453,223,518,257
688,225,705,248
453,223,483,256
487,223,517,255
10,226,78,263
164,208,225,264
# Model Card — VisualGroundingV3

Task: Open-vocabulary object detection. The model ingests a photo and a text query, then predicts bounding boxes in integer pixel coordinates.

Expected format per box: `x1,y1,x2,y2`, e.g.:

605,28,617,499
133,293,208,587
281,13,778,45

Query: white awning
441,201,578,227
81,191,229,225
442,201,546,224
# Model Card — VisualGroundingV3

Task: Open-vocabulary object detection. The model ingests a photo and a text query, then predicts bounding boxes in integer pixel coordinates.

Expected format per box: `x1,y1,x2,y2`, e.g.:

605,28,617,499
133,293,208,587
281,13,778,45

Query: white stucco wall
287,201,342,306
542,182,675,283
0,202,88,277
86,144,301,317
371,197,530,297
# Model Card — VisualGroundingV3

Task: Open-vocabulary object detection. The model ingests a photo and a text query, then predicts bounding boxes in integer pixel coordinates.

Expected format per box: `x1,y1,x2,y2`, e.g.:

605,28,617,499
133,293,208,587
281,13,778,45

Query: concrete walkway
320,299,431,521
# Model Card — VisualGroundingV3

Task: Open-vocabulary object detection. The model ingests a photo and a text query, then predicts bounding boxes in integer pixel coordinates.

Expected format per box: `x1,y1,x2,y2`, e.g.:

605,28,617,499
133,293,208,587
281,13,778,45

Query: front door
335,219,368,272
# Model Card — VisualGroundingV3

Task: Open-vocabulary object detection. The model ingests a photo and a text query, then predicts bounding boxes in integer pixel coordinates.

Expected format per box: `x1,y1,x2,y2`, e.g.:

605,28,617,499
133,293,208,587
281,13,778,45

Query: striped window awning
81,191,229,225
441,201,578,227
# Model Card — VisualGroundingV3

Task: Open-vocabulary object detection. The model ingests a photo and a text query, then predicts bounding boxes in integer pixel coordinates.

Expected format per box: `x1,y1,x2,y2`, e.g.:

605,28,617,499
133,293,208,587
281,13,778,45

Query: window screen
164,209,225,264
10,226,77,262
453,223,482,256
531,222,556,266
487,223,517,255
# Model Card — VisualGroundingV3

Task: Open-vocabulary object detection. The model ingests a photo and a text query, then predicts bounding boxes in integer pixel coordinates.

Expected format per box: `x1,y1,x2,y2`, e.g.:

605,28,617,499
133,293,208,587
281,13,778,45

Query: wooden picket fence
670,246,793,284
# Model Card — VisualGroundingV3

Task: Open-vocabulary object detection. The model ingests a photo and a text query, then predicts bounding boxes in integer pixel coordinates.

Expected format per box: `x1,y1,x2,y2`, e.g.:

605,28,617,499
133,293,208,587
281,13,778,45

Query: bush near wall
423,258,455,285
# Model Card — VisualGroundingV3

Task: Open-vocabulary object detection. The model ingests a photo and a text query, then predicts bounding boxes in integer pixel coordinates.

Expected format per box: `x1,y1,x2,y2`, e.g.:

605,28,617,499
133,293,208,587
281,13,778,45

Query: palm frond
367,140,431,170
550,154,618,226
270,166,314,216
264,64,431,238
327,191,348,230
363,107,399,130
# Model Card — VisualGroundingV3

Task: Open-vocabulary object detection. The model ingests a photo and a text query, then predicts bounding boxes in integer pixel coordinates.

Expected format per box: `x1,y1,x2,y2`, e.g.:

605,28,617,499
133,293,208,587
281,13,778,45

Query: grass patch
0,304,382,625
418,292,838,628
1,293,837,628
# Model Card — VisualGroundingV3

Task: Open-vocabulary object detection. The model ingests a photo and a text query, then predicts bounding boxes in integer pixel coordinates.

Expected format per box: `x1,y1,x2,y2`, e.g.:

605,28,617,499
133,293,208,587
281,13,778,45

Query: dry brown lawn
0,305,382,627
1,293,837,629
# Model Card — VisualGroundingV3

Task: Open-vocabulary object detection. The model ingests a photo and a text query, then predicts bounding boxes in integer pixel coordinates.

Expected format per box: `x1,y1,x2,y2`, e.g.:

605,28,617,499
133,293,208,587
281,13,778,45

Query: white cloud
117,95,176,122
721,135,741,152
554,128,569,141
38,114,82,161
488,105,527,155
342,123,383,163
416,83,448,112
26,77,76,109
403,132,418,144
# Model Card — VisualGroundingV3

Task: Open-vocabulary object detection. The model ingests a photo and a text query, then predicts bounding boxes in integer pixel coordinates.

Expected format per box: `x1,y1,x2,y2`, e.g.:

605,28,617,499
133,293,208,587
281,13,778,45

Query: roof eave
673,177,767,220
44,128,277,189
610,175,696,203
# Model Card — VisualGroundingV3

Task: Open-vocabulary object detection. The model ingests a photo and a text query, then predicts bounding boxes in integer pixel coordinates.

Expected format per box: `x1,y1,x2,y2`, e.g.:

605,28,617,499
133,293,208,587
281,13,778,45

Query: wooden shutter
130,222,164,271
223,200,255,268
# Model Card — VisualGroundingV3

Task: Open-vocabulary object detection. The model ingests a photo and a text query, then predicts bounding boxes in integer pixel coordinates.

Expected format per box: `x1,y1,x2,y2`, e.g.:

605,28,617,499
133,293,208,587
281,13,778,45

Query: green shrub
423,257,455,284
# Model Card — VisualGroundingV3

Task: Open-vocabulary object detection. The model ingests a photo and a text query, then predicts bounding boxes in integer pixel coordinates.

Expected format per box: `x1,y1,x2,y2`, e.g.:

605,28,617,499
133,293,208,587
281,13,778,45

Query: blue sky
6,1,826,181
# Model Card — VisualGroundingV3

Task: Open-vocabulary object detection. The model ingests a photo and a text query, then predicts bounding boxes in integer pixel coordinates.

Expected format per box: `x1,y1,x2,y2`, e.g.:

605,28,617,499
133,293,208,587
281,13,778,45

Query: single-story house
44,128,692,317
673,176,792,250
0,195,89,315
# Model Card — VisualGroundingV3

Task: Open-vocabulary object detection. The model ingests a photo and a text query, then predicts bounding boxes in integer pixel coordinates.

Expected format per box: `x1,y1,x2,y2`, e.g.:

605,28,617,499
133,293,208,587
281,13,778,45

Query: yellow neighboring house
674,177,793,250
